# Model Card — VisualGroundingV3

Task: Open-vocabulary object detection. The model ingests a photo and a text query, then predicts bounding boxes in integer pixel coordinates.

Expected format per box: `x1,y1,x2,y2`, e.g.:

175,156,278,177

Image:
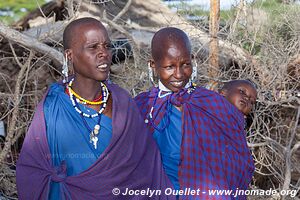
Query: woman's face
152,41,193,93
66,22,112,82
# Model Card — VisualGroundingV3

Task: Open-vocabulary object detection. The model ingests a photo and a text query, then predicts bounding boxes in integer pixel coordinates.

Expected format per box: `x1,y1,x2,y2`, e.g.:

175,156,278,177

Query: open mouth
97,64,108,71
240,99,248,107
170,81,184,87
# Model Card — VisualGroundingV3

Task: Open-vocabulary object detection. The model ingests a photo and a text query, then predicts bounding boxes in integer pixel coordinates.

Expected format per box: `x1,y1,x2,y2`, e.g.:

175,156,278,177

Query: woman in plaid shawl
134,27,255,199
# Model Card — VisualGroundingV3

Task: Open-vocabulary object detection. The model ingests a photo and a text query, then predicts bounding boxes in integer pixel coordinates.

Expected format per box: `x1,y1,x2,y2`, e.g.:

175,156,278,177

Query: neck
71,77,103,101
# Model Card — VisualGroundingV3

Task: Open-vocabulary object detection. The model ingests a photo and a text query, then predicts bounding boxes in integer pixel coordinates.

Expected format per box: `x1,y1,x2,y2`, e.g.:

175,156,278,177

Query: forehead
152,29,191,58
71,23,108,43
163,41,190,54
234,82,257,94
154,39,191,63
160,32,189,48
77,22,106,35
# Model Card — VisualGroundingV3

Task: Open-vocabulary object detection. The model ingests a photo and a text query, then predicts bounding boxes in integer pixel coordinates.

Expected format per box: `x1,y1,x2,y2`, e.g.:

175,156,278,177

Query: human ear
64,49,74,74
148,59,158,85
64,49,72,62
149,59,155,68
149,59,157,74
219,89,227,97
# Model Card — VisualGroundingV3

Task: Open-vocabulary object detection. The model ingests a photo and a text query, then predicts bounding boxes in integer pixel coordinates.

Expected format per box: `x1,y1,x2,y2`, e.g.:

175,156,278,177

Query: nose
97,45,110,58
243,96,252,109
97,49,108,58
242,93,250,101
173,66,183,79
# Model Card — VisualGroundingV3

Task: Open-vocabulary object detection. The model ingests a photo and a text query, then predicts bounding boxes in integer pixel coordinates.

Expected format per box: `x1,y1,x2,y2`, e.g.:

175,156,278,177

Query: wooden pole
230,0,246,37
209,0,220,81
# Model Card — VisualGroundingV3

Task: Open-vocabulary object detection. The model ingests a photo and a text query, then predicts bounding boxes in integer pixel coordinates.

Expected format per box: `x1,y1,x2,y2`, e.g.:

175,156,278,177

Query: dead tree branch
0,45,35,163
113,0,132,22
0,22,63,65
103,11,140,69
282,106,300,194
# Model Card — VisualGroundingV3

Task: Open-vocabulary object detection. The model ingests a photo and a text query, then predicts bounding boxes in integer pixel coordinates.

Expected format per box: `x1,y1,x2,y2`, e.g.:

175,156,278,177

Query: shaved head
151,27,191,61
63,17,106,50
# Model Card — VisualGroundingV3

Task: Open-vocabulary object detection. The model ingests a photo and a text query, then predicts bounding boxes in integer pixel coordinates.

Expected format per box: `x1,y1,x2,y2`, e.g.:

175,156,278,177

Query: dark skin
220,80,257,116
150,27,193,110
64,18,113,118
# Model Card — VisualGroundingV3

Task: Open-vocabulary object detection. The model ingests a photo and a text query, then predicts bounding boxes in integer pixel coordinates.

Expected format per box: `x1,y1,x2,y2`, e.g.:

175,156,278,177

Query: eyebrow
84,41,112,48
86,40,110,44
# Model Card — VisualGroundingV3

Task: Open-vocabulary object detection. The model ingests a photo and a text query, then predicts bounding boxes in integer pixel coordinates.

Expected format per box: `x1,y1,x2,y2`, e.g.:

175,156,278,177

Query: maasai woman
17,18,174,200
135,27,255,199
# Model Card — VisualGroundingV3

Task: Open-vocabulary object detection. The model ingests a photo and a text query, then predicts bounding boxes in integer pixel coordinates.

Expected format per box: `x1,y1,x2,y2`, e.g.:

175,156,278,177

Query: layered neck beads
67,81,106,105
67,79,109,118
66,78,110,149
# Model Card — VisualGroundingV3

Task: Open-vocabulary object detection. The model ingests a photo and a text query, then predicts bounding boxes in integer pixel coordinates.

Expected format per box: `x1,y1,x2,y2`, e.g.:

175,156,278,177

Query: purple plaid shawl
17,83,175,200
135,86,255,199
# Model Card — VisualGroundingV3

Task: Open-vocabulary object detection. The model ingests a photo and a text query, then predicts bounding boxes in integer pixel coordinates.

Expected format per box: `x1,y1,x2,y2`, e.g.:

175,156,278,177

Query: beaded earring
62,53,69,83
148,61,154,85
106,71,111,83
191,60,197,82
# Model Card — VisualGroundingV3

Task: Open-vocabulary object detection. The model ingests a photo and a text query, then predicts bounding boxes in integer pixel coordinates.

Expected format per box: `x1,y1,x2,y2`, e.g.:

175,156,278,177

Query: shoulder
134,89,152,111
46,82,65,98
191,86,224,103
44,82,65,108
106,82,139,109
134,91,150,103
106,82,132,99
191,86,244,123
133,90,152,118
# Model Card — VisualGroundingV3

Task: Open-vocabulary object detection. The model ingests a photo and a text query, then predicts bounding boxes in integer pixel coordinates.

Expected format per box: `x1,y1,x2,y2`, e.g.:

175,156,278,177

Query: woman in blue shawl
134,27,255,199
16,18,174,200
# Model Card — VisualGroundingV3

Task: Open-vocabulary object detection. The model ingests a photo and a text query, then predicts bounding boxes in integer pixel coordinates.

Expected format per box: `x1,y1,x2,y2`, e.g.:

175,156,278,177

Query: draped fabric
153,105,182,191
135,86,255,200
17,82,175,200
44,83,113,199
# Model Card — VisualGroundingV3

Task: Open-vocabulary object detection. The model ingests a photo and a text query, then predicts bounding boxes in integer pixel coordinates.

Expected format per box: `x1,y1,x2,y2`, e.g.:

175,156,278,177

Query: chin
96,75,109,82
173,88,181,92
171,83,189,92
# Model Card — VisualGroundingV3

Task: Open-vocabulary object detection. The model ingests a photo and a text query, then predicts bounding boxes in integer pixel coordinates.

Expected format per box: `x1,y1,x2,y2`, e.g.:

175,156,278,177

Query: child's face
152,41,193,92
223,82,257,115
66,22,112,82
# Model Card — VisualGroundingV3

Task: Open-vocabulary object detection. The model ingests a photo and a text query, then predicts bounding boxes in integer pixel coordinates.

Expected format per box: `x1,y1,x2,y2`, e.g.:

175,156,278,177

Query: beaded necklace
145,93,172,132
67,79,110,149
65,88,102,104
67,79,109,117
68,81,105,105
145,81,196,132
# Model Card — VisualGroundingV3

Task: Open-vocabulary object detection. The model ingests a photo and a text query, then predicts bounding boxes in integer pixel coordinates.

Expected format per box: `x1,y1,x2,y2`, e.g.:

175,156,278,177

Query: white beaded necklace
67,79,109,118
67,79,110,149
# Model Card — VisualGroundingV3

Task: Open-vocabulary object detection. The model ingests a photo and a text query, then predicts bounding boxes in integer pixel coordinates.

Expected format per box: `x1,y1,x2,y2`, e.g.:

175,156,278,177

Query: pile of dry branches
0,0,299,199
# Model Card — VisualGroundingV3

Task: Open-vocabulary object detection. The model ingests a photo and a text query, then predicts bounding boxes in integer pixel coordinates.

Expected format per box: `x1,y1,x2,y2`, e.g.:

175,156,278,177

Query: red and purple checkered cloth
135,86,254,199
